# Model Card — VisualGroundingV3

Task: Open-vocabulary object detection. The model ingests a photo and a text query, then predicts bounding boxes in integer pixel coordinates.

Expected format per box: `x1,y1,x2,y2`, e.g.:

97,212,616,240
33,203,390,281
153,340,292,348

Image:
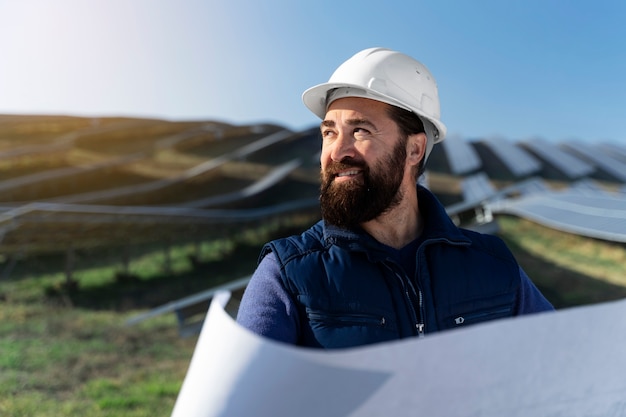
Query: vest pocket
446,305,512,328
306,308,387,327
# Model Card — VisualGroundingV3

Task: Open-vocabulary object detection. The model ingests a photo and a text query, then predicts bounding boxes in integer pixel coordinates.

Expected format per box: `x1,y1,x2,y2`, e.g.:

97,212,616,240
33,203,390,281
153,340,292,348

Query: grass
1,255,196,416
0,303,193,417
496,215,626,308
0,217,318,417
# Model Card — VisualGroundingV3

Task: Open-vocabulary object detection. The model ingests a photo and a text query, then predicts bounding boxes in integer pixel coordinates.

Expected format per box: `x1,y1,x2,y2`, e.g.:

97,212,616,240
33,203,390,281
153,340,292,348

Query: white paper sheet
171,292,626,417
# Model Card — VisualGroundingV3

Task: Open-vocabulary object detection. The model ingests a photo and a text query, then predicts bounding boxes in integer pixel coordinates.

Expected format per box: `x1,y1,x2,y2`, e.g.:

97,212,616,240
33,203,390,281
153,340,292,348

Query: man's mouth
336,170,361,178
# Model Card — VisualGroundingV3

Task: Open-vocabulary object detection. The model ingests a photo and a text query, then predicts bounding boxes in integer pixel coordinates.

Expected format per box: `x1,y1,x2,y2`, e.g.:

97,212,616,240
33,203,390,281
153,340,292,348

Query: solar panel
0,198,321,254
491,190,626,243
518,138,594,179
461,172,496,202
561,141,626,183
472,137,541,178
509,177,550,195
441,135,483,175
597,142,626,164
568,179,608,195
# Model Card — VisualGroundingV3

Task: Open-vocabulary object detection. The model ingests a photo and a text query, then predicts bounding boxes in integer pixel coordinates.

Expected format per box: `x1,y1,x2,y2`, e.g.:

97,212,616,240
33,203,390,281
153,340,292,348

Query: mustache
324,158,367,176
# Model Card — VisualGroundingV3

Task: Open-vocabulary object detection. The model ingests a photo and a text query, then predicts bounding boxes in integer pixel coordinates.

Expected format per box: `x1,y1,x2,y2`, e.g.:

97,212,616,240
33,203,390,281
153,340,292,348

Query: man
237,47,553,349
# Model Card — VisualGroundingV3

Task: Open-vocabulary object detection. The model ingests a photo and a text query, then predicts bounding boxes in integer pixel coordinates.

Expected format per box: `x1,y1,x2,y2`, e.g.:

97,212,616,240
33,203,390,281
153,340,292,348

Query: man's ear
406,132,427,167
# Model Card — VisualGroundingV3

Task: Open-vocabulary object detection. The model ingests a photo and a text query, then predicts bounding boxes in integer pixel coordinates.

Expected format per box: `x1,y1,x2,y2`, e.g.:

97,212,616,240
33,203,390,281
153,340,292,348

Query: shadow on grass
46,219,317,311
1,229,256,284
502,237,626,309
50,242,263,311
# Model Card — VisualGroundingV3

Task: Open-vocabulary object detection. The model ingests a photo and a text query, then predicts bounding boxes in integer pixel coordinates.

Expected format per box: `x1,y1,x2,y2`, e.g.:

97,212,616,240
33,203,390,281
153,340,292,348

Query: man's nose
330,130,356,162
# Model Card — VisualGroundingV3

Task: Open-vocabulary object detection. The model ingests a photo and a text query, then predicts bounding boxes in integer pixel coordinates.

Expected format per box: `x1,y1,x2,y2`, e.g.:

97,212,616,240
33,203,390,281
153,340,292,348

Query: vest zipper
384,263,425,337
407,275,425,338
416,290,425,338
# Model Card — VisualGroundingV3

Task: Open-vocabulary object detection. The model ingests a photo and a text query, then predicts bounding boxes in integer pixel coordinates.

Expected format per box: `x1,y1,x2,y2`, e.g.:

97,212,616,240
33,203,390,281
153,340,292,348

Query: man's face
319,97,408,229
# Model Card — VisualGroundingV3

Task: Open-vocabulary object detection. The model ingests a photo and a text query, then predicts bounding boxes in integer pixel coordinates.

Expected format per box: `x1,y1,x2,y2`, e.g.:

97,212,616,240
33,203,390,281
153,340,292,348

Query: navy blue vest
261,187,520,348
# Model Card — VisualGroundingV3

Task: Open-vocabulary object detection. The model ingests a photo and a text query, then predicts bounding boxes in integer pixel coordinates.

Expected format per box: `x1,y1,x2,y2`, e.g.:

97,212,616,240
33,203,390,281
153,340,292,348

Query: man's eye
353,127,370,135
322,130,336,138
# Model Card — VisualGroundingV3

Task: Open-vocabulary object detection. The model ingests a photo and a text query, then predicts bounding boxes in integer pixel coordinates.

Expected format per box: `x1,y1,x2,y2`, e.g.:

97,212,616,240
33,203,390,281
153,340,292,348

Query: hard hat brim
302,82,446,143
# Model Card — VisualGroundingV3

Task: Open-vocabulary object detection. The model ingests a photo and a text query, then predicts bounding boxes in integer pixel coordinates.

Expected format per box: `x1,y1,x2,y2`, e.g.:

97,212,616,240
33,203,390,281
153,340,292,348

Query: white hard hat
302,47,447,158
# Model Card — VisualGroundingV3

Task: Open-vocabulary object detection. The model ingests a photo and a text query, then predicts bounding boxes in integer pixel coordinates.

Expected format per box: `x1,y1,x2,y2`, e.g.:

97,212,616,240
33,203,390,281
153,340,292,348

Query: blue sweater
237,187,554,347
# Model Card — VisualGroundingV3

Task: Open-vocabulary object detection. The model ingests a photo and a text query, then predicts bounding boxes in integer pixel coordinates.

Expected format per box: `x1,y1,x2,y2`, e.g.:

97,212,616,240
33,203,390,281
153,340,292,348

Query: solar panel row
491,191,626,243
438,134,626,243
433,135,625,183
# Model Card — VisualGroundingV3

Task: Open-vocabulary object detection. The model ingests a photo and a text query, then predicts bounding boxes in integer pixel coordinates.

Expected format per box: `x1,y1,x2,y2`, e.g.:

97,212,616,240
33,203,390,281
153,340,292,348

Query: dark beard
319,139,407,229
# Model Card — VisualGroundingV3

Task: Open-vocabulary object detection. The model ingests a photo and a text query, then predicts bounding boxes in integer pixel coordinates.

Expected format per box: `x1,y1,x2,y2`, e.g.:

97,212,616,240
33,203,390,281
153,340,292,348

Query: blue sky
0,0,624,145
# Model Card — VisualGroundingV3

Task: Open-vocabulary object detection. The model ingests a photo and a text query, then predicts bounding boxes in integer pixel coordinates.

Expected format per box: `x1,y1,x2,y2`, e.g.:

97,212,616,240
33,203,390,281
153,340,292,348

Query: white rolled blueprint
171,291,626,417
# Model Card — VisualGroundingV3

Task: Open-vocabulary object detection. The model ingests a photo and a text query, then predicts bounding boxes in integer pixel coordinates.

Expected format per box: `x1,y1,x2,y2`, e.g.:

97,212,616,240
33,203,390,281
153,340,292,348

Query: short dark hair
386,105,426,179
